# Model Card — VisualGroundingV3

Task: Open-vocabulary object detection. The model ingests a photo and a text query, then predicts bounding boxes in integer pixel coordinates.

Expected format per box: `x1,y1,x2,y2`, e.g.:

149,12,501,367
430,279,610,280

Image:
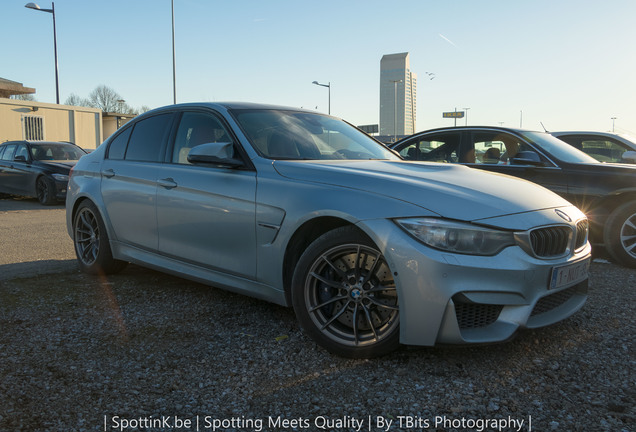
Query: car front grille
530,226,570,257
455,302,503,329
575,220,589,250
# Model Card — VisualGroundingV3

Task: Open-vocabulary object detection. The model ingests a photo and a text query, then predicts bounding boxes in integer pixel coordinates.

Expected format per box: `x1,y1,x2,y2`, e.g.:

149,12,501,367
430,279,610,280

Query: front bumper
360,219,590,347
54,180,68,201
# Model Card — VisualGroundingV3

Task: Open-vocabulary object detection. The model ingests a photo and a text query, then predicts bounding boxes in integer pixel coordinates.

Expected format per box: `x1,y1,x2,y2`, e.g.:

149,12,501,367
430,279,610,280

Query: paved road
0,197,77,281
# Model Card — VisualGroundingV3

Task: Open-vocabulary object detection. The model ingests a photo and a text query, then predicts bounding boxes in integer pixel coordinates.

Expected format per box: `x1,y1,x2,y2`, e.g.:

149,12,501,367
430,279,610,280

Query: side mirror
187,142,244,168
14,155,27,162
511,151,544,166
621,151,636,163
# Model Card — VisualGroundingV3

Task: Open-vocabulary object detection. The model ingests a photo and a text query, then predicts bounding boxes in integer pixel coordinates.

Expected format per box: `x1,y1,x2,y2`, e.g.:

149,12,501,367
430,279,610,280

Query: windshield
520,131,599,164
232,109,399,161
31,143,86,161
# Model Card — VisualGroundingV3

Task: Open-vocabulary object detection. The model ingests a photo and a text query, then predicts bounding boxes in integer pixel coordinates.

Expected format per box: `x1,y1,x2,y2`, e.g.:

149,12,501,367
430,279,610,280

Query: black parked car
0,140,87,205
391,126,636,268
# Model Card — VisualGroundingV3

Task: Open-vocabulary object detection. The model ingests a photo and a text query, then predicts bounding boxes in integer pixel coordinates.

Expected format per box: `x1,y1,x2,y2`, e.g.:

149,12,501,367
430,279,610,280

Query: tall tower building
379,52,417,138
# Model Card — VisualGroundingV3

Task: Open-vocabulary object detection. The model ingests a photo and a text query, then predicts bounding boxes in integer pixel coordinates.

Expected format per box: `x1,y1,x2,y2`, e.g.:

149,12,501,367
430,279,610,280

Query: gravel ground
0,261,633,432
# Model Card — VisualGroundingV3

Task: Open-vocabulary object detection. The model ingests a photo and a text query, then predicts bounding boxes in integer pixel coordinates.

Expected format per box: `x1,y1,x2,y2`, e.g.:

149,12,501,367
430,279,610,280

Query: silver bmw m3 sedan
66,102,591,358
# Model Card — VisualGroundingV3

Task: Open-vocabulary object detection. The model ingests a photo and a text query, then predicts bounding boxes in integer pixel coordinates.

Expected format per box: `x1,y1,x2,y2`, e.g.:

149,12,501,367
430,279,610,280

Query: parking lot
0,197,634,431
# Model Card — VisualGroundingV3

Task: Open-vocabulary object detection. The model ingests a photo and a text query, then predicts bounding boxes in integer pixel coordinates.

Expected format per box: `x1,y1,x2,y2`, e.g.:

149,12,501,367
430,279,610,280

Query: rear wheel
73,201,127,275
36,176,56,205
604,201,636,268
291,226,400,358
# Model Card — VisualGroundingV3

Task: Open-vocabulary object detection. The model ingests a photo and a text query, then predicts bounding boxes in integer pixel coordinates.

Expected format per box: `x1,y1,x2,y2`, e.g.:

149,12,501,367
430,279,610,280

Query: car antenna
540,122,549,133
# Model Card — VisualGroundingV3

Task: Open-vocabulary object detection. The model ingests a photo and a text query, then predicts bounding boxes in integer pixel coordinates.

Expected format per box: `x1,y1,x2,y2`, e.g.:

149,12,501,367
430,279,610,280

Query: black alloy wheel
36,177,56,205
292,226,400,358
73,201,127,274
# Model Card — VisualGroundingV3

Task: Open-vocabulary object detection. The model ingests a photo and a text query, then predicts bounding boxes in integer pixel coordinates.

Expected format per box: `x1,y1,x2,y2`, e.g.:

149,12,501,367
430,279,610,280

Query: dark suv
0,140,86,205
391,126,636,268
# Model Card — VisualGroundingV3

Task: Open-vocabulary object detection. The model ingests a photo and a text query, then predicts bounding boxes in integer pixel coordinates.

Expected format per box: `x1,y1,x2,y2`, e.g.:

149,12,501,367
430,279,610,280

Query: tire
73,201,127,275
36,176,56,205
291,226,400,358
604,201,636,268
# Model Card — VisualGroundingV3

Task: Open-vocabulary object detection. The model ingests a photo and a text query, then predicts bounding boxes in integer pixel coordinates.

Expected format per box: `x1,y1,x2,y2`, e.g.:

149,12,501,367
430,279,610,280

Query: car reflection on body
66,103,590,358
0,140,87,205
550,131,636,164
391,126,636,269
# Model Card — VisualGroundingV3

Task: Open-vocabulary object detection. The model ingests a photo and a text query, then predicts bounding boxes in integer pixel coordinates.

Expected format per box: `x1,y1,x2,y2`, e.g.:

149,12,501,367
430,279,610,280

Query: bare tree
62,85,148,114
64,93,90,106
88,85,123,112
10,94,37,101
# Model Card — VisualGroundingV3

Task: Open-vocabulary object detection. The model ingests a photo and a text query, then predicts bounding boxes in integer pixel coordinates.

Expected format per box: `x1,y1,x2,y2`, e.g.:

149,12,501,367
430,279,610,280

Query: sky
2,0,636,135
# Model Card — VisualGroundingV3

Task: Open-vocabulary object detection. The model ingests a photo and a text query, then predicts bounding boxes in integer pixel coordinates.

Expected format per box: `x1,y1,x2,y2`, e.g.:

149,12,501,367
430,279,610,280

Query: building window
23,115,45,140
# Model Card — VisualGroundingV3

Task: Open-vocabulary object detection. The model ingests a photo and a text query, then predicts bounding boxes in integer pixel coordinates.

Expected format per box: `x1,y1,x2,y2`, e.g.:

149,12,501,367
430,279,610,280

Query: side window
124,113,173,162
14,144,29,160
107,127,132,160
398,134,459,163
472,134,507,165
172,112,232,164
0,146,5,160
581,139,626,163
471,132,536,165
1,145,16,161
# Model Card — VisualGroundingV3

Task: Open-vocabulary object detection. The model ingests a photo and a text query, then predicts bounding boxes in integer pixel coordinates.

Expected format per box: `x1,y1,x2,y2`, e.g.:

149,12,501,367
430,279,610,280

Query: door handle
157,178,178,189
101,169,115,178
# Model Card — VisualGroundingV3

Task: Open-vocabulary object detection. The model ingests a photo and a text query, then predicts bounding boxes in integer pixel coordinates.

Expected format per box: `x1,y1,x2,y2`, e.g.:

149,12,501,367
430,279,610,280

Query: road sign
443,111,465,119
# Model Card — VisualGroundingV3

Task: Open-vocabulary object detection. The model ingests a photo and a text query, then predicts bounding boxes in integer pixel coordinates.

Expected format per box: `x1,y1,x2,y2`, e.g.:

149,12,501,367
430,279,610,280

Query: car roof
143,101,321,116
1,140,78,146
392,125,543,146
550,131,619,136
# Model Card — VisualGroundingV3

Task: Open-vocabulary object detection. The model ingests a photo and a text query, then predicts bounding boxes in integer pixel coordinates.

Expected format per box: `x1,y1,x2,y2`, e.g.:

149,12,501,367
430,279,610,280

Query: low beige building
1,98,103,150
102,112,136,139
1,78,138,150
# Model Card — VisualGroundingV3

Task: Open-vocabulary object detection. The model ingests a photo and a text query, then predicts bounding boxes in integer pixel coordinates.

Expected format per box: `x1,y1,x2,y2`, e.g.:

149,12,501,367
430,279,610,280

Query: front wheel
291,226,400,358
604,201,636,268
73,201,127,275
36,176,56,205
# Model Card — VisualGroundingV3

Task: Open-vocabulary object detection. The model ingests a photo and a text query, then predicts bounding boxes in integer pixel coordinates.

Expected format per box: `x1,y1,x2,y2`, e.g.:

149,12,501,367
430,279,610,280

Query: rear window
124,114,173,162
0,145,16,161
107,128,132,160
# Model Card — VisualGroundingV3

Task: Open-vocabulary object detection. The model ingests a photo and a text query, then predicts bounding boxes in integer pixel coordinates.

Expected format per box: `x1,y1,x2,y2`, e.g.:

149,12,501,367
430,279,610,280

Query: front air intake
530,226,570,257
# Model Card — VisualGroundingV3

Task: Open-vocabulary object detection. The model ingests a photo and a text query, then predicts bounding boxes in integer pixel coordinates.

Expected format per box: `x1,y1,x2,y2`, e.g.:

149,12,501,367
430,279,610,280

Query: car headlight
395,218,516,256
51,173,69,182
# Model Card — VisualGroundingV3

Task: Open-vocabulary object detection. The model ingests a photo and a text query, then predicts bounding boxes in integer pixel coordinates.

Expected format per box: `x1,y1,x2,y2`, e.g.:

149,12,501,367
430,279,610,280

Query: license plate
550,259,590,290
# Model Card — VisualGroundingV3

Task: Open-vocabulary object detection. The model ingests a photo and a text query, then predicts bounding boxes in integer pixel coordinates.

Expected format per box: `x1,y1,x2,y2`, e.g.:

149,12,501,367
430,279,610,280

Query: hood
273,160,569,221
36,160,77,171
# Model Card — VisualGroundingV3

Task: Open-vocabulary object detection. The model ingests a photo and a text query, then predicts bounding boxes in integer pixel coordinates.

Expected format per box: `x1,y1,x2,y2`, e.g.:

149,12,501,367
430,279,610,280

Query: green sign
443,111,465,119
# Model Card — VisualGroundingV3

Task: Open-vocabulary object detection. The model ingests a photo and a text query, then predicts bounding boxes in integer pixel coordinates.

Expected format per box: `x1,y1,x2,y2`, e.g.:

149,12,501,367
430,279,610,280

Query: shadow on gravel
0,259,78,282
0,262,633,431
0,196,65,212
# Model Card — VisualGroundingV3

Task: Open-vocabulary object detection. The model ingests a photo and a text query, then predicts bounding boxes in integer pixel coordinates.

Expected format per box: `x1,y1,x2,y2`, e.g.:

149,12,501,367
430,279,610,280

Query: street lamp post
463,107,470,126
391,79,403,142
25,2,59,104
312,81,330,115
171,0,177,104
611,117,617,132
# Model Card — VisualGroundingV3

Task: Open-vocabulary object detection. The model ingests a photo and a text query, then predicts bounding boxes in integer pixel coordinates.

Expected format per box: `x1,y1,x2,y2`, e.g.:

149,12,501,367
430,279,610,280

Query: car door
156,110,257,279
463,130,570,198
0,144,18,194
11,143,36,196
100,112,175,251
